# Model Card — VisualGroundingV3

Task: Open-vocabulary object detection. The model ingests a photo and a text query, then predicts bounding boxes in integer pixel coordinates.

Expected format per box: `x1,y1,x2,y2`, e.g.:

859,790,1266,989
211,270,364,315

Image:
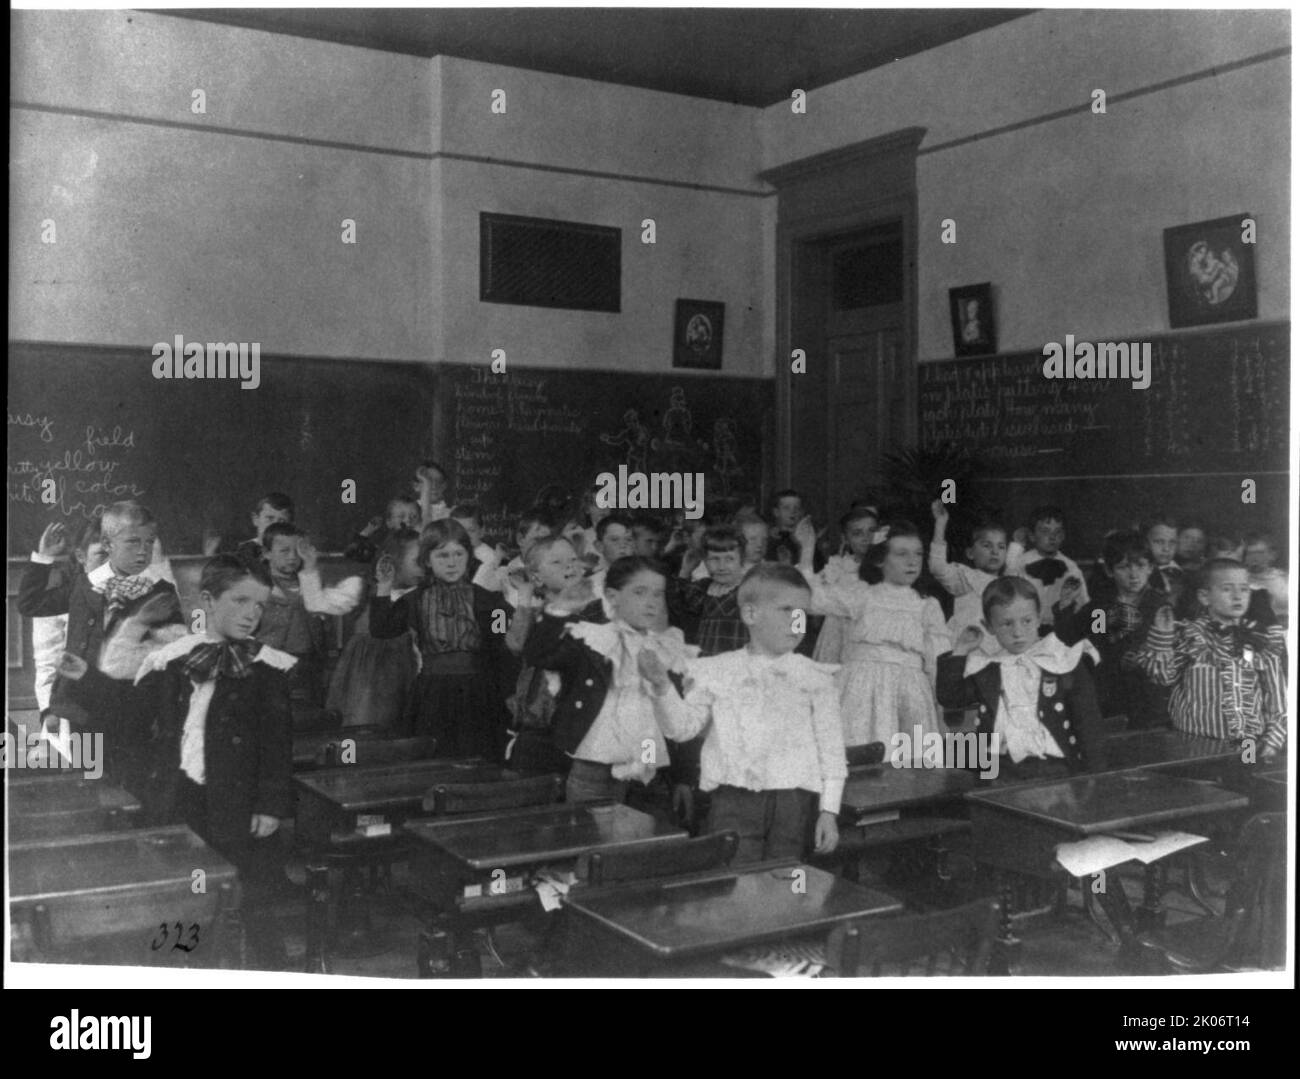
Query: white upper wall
759,8,1290,359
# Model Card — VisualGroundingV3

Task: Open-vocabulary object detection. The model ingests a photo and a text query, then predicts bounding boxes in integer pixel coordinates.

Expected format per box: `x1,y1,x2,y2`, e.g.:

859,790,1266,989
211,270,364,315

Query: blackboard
433,363,773,541
916,322,1290,557
7,343,438,556
919,322,1289,476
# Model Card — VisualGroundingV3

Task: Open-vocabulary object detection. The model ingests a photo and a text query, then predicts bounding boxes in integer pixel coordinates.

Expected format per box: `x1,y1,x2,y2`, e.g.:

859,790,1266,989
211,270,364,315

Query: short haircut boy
981,576,1041,621
100,500,155,541
737,562,810,608
1027,505,1066,529
1100,530,1154,570
595,512,634,541
255,491,295,517
261,521,304,551
202,552,273,595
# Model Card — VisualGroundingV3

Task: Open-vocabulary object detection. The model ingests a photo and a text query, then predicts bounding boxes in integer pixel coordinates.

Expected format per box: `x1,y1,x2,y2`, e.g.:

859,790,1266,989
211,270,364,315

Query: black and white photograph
5,3,1293,1014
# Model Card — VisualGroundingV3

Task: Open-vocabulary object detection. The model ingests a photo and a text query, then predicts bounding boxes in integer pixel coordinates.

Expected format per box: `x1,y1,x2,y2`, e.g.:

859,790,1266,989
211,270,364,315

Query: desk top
967,771,1248,835
291,726,388,768
294,759,504,813
403,802,684,870
9,826,237,904
840,765,976,815
8,773,141,816
563,863,903,960
1099,730,1241,774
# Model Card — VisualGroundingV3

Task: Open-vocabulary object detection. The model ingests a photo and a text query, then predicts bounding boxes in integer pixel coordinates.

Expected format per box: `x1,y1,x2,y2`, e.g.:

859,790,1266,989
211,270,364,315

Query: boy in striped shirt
1131,559,1286,760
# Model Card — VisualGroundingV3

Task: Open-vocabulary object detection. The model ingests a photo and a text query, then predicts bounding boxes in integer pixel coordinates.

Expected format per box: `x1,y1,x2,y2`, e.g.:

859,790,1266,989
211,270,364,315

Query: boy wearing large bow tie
644,563,845,863
936,576,1106,781
45,501,184,791
1130,560,1286,760
1006,505,1089,632
65,555,296,898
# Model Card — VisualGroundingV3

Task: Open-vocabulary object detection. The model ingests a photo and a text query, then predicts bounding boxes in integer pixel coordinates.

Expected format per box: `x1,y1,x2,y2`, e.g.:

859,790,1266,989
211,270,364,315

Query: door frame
760,129,924,511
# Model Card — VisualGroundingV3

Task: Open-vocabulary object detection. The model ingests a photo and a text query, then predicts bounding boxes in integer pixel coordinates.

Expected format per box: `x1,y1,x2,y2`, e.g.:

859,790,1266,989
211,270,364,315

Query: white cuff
819,778,845,816
31,551,55,564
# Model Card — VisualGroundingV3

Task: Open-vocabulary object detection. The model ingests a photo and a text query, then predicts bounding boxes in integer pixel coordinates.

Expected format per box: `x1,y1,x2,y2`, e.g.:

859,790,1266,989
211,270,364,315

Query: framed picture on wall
1163,213,1257,328
948,283,996,357
673,299,725,369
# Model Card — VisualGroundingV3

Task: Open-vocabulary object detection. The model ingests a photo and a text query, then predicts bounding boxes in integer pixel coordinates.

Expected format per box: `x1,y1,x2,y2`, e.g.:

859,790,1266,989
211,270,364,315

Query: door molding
761,129,924,498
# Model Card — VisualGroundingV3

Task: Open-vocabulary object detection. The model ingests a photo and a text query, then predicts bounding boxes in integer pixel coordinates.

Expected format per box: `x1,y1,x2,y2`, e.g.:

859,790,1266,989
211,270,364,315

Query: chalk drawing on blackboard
661,387,692,448
600,409,650,473
711,417,742,496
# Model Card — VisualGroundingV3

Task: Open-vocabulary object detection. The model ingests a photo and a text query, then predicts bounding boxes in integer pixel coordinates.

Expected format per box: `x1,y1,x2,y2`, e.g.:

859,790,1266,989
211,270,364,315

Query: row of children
18,481,1287,895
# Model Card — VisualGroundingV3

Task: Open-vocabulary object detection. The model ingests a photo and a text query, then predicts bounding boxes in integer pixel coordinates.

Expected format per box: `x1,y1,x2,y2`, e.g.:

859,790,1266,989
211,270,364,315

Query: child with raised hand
45,501,185,791
256,523,363,715
810,505,878,665
524,556,697,804
1130,560,1287,760
1145,515,1186,610
1006,505,1089,632
1244,532,1288,628
928,499,1013,655
503,535,602,774
18,520,108,714
796,516,949,747
416,461,453,524
643,563,844,863
370,519,508,759
937,577,1105,781
343,494,421,564
326,528,423,729
210,491,293,560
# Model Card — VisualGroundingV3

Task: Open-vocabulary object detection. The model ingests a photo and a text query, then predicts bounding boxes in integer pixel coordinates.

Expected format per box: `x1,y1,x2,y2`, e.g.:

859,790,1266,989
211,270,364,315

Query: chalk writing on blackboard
8,416,146,525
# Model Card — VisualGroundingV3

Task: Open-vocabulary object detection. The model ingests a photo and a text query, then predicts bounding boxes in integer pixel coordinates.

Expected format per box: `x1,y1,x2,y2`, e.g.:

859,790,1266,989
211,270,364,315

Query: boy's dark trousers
706,786,817,864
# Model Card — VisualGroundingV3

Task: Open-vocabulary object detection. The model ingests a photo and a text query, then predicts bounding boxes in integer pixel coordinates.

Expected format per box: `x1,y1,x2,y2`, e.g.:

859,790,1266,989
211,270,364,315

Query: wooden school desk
1098,729,1242,778
404,802,685,975
9,825,240,967
561,862,903,977
8,772,141,842
967,771,1249,972
293,758,504,848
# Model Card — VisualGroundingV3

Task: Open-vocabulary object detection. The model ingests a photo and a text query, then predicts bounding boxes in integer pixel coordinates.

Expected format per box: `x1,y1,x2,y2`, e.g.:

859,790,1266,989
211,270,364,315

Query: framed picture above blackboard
673,299,725,369
948,282,997,357
1163,213,1257,328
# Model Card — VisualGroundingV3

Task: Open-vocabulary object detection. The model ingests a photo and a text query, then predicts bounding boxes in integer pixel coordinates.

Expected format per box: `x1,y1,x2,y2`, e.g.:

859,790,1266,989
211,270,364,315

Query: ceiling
158,8,1030,107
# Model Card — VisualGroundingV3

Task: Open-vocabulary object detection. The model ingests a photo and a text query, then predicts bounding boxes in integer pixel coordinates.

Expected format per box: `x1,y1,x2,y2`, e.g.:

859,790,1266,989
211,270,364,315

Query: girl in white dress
797,519,950,747
812,504,879,664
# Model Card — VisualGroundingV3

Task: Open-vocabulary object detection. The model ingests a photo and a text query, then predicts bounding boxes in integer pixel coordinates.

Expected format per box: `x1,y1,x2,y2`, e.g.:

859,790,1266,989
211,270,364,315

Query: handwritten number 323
151,922,200,952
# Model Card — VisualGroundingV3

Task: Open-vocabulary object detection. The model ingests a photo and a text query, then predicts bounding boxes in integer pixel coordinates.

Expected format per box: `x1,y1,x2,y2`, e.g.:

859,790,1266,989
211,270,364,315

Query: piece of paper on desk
1055,832,1209,877
532,867,578,913
720,942,827,978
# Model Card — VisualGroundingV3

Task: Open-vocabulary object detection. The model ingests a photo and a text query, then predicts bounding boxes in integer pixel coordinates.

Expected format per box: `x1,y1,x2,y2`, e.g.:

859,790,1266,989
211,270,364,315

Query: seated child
765,489,825,570
1130,559,1286,759
44,501,185,791
416,461,453,523
645,563,845,863
937,577,1105,781
585,512,635,599
524,556,697,804
343,494,420,564
630,512,667,559
1007,505,1089,632
451,503,502,588
326,529,422,729
1244,531,1287,628
1055,530,1169,728
256,523,363,714
1175,523,1206,573
483,507,554,607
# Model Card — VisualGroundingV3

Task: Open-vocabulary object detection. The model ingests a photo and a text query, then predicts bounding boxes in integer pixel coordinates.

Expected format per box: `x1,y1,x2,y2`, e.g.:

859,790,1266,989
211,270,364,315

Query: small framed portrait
1163,213,1257,328
673,299,725,370
949,283,996,357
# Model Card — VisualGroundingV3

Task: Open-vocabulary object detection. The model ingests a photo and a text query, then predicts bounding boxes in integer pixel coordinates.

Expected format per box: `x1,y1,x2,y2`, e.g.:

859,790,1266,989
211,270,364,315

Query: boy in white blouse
640,563,844,863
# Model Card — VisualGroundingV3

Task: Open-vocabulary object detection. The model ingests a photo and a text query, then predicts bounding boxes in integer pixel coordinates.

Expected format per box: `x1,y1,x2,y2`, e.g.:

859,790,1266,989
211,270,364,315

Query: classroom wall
10,11,776,377
10,9,438,360
431,57,773,376
758,8,1290,360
